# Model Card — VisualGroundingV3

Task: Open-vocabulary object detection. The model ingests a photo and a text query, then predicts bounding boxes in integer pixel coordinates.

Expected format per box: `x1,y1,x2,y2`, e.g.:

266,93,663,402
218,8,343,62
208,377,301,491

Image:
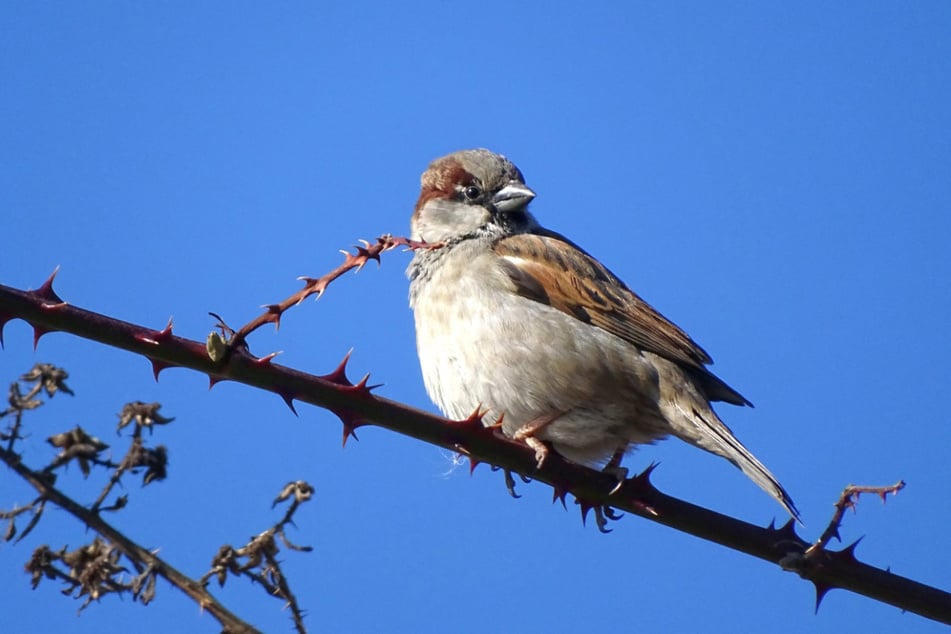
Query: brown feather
494,230,752,406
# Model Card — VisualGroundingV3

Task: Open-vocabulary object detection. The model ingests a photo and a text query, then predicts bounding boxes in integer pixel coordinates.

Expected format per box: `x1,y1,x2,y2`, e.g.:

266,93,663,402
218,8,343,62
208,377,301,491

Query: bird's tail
674,403,800,522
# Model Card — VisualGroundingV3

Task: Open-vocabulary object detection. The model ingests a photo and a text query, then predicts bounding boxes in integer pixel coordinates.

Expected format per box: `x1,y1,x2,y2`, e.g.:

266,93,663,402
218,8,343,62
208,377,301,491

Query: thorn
349,373,382,395
578,499,593,526
813,581,833,613
319,350,354,386
263,304,283,330
835,537,864,563
279,393,298,416
773,517,801,542
486,411,505,430
333,408,367,448
32,325,54,350
633,461,659,484
0,312,12,348
253,351,282,365
342,424,360,448
35,267,64,304
296,278,319,304
468,457,480,474
552,486,568,510
136,319,174,345
148,358,174,381
616,462,660,500
351,240,381,270
457,406,487,430
208,375,223,389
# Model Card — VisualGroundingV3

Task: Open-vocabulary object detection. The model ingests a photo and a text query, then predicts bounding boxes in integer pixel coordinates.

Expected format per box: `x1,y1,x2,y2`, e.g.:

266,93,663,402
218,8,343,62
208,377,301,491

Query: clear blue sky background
2,3,949,633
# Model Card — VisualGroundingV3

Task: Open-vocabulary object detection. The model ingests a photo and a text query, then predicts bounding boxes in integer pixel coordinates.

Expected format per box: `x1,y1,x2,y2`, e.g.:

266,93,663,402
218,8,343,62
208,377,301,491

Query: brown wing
493,230,751,406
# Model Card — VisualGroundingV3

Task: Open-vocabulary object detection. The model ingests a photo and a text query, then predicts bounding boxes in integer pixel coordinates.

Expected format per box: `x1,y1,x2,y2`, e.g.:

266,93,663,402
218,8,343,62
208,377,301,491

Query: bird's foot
603,447,630,494
512,413,561,468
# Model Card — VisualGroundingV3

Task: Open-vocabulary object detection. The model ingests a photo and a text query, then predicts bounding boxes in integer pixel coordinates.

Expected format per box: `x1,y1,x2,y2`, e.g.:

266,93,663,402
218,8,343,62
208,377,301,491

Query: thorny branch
805,481,907,558
214,235,440,355
2,238,951,624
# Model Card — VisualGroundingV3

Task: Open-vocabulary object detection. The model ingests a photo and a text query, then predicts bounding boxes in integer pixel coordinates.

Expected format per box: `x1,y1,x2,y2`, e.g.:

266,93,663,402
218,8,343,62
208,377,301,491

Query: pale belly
409,246,669,466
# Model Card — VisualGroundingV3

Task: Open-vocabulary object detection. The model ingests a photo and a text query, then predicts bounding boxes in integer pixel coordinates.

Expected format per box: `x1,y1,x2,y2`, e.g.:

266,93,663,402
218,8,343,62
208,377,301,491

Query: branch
0,445,259,634
221,235,439,352
2,256,950,624
806,481,906,557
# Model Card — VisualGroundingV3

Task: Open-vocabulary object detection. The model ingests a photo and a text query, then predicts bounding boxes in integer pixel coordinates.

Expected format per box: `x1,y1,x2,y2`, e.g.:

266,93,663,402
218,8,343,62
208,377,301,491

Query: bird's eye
463,185,482,201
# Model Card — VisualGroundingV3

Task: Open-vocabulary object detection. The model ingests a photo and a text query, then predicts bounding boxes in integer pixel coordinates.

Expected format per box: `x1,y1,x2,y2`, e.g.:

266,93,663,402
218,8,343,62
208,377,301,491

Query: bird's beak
492,181,536,213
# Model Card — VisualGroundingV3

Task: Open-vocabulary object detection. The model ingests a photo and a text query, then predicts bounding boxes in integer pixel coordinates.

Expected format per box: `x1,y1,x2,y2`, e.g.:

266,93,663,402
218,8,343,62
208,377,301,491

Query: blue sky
2,3,950,632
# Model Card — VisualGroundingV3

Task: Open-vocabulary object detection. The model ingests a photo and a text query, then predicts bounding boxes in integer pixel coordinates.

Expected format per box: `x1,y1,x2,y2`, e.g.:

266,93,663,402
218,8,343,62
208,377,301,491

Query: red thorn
253,351,282,366
469,457,481,474
486,411,504,430
262,304,283,330
342,424,360,448
0,312,13,348
208,375,223,389
136,319,174,345
351,240,382,270
32,325,54,350
280,393,298,416
35,267,64,304
346,373,381,396
812,581,833,613
148,358,175,381
319,350,354,386
333,407,367,448
457,406,487,430
552,487,568,510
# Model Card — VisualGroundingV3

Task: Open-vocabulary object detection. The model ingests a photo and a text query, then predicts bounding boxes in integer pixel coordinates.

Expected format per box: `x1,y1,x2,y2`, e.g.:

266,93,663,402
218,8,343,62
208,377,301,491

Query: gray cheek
413,201,490,243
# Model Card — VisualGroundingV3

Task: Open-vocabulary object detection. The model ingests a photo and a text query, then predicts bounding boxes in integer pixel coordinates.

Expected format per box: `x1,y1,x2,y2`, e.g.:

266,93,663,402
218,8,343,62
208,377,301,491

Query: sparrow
406,148,798,519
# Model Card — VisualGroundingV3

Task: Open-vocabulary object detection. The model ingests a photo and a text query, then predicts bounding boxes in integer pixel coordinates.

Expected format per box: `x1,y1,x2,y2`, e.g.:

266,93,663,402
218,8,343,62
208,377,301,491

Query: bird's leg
603,446,630,494
511,412,562,468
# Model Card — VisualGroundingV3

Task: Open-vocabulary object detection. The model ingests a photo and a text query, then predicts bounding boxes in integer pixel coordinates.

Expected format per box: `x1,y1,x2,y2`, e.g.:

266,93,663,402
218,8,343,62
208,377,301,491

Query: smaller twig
2,364,73,452
805,481,906,557
201,481,315,634
91,402,173,511
2,497,46,543
217,234,440,352
1,445,258,633
44,426,115,477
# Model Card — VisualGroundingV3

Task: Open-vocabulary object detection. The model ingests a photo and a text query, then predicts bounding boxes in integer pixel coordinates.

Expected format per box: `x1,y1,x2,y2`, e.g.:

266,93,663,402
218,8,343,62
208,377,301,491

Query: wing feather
494,230,751,406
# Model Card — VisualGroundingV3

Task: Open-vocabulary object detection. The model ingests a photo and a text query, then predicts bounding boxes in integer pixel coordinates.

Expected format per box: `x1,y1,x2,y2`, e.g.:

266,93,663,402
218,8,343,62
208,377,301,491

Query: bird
406,148,798,520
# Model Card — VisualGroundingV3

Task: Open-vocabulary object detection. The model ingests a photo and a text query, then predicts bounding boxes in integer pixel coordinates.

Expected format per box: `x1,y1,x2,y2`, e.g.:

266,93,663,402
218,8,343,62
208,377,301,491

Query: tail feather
675,404,800,522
